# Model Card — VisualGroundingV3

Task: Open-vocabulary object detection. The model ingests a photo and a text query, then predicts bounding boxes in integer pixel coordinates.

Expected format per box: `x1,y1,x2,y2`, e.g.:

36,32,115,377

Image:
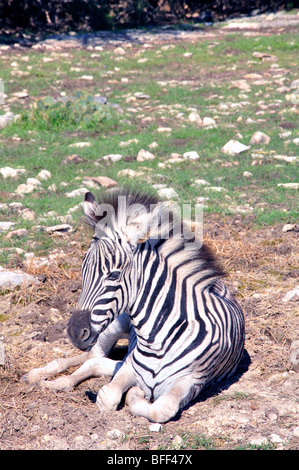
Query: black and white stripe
70,188,245,417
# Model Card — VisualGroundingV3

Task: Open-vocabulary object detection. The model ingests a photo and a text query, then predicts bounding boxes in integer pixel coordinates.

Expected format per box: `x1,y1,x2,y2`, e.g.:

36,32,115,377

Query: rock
0,112,20,129
134,92,150,100
83,176,118,188
68,142,91,148
0,221,14,231
243,171,253,178
26,177,41,186
37,170,52,181
0,270,39,289
149,423,162,432
277,183,299,189
12,91,28,99
282,224,299,233
157,188,178,199
80,75,93,80
114,47,126,56
293,138,299,145
23,253,50,269
149,142,159,149
136,149,155,162
102,154,123,163
193,179,210,186
231,80,251,91
205,186,225,192
273,155,297,163
282,285,299,302
250,131,271,145
202,117,217,128
221,140,250,156
117,169,145,178
157,127,172,133
65,188,88,198
119,138,139,147
16,183,36,195
0,167,26,179
173,435,183,448
45,224,73,234
183,151,200,161
21,208,36,221
188,111,202,126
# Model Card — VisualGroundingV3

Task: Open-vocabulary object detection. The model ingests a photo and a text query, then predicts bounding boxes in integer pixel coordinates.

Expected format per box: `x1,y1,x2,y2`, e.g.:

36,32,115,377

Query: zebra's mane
84,187,225,279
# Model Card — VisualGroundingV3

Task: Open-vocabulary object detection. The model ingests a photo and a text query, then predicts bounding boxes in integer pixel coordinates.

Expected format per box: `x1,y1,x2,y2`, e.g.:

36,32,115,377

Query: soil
0,216,298,450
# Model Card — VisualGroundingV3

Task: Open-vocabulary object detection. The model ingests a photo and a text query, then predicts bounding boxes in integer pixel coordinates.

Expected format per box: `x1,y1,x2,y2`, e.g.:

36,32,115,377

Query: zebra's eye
107,270,121,281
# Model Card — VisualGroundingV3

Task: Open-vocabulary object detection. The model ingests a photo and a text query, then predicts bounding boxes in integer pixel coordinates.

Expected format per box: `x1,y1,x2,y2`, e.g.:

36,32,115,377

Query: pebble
16,183,36,195
68,142,91,148
277,183,299,189
202,117,217,128
273,155,297,163
282,286,299,302
65,188,88,198
136,149,155,162
106,429,124,439
282,223,298,233
188,111,202,125
221,140,250,156
149,423,162,432
102,154,123,163
37,170,52,181
250,131,271,145
183,151,200,161
0,221,14,231
0,270,39,288
0,112,20,129
26,177,41,186
0,167,26,179
157,188,178,199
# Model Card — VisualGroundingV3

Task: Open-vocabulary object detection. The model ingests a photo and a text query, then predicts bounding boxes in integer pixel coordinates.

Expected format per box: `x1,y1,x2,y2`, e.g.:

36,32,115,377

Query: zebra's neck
128,236,221,348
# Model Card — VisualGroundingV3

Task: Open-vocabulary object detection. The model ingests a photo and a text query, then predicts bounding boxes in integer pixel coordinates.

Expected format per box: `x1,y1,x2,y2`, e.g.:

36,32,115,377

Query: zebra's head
67,189,161,351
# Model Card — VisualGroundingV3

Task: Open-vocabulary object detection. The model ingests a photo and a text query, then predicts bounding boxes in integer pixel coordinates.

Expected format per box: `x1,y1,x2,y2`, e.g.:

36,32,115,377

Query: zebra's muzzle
67,309,99,351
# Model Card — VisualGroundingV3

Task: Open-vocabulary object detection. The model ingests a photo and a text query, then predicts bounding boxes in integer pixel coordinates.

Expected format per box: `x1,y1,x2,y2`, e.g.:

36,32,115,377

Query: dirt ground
0,215,298,450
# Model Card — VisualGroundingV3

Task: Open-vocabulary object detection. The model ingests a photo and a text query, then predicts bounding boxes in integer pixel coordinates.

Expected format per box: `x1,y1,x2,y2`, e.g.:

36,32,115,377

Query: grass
0,24,298,266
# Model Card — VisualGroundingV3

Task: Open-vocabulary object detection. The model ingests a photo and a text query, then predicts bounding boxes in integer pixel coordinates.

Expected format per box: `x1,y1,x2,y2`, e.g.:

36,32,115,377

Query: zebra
22,188,245,423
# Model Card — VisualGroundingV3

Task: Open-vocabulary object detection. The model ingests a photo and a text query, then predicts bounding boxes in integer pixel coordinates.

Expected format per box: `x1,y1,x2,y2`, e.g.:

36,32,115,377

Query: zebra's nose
67,310,98,351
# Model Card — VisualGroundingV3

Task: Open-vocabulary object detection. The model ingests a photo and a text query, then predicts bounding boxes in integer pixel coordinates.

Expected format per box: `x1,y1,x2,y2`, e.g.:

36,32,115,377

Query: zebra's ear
83,192,98,229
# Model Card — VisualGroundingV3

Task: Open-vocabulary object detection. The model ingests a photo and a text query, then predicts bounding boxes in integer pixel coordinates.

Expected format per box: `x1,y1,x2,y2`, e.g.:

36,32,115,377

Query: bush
22,91,119,131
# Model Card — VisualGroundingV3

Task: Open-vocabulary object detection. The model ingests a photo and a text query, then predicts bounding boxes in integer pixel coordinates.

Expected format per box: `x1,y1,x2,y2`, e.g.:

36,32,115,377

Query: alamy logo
93,196,203,248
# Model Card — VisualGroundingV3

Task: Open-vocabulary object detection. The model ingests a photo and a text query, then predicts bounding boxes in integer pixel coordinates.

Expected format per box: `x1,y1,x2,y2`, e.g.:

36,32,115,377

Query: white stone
157,188,178,199
0,271,39,288
250,131,271,145
157,127,172,133
202,117,217,128
26,177,41,186
273,155,297,163
183,151,200,161
68,142,91,148
136,149,155,162
0,221,14,231
243,171,253,178
102,154,123,163
0,167,26,179
107,429,124,439
277,183,299,189
37,169,52,180
80,75,93,80
293,138,299,145
149,423,162,432
193,179,210,186
16,183,36,195
66,188,88,198
282,286,299,302
231,79,251,91
221,140,250,156
188,111,202,125
114,47,126,56
282,223,298,233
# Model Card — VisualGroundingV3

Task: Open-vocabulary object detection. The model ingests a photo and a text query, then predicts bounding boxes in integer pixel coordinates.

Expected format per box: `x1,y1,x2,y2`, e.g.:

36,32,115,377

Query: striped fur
66,188,245,422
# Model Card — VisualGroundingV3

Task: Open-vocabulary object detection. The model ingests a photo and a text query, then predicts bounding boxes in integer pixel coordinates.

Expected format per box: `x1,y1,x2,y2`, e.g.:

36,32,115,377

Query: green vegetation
0,27,298,266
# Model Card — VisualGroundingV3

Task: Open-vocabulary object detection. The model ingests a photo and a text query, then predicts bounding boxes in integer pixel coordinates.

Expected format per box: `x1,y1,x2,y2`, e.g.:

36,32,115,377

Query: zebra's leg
21,352,90,385
96,362,136,413
126,379,196,423
21,313,131,389
38,356,123,391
